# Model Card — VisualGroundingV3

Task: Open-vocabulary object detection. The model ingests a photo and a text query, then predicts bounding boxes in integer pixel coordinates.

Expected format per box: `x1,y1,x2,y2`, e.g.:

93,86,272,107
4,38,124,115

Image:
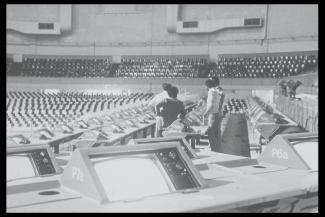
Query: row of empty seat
12,57,113,77
208,55,318,78
7,57,13,75
116,57,207,78
7,53,317,78
7,90,154,129
223,98,248,115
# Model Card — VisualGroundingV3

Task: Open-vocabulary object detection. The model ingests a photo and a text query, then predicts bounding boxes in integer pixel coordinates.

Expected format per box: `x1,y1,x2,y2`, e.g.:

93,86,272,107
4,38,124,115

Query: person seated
155,86,186,137
290,80,302,99
286,80,296,99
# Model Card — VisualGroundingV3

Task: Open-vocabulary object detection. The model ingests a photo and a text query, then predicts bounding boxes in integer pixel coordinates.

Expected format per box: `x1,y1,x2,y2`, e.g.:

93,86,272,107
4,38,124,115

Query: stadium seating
7,57,13,75
6,57,22,76
208,54,318,78
18,57,113,77
6,90,154,129
223,98,248,115
7,54,317,79
116,57,207,78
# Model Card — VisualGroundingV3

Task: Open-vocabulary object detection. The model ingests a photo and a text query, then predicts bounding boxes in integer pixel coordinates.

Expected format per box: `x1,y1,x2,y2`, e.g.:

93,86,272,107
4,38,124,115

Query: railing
275,96,318,133
6,35,318,47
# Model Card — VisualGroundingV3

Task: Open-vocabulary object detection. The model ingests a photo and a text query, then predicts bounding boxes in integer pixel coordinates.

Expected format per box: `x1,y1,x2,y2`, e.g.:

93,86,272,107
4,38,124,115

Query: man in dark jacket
155,86,186,137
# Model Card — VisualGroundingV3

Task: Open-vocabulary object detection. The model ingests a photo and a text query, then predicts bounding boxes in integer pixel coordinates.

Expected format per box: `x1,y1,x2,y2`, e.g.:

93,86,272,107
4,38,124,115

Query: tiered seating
7,57,13,75
6,57,22,76
223,98,248,115
209,54,318,78
20,57,113,77
116,57,207,78
8,53,317,79
7,90,154,129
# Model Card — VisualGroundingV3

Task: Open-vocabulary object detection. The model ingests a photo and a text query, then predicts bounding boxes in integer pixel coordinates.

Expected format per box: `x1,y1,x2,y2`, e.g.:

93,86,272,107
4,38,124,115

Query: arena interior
6,4,318,213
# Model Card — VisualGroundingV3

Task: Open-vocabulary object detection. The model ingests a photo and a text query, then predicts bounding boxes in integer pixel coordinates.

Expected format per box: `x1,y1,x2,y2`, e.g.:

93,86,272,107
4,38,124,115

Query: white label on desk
72,167,84,182
271,148,288,160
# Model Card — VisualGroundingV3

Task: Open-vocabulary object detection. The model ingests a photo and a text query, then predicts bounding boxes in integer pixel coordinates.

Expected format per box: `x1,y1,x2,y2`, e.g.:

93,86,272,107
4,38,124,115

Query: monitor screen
111,124,124,133
7,139,17,146
81,131,96,139
92,118,103,125
290,138,318,171
252,110,265,122
136,117,148,124
250,106,260,115
257,114,275,123
275,118,289,125
185,113,201,126
100,127,114,135
270,126,307,141
114,113,124,119
92,154,172,202
123,111,132,117
40,129,54,137
97,130,110,138
144,113,154,120
11,135,30,144
60,125,73,133
125,120,138,128
74,120,89,129
103,115,113,122
7,154,36,181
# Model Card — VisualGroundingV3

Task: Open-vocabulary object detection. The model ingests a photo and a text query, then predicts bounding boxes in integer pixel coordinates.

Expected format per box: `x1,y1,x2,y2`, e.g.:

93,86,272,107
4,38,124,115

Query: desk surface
7,149,317,212
106,121,155,143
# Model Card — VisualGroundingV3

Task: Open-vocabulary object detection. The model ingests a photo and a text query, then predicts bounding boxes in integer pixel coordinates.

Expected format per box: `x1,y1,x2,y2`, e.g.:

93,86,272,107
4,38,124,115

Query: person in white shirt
148,83,172,137
203,77,225,152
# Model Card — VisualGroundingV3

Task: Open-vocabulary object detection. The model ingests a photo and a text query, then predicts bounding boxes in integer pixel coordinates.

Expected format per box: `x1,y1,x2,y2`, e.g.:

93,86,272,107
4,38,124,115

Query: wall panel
268,4,318,38
6,4,318,57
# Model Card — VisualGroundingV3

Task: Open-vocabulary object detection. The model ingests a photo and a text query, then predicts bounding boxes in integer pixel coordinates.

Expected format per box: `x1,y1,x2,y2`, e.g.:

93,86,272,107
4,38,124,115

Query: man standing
148,83,172,137
278,79,287,96
155,86,186,137
204,77,225,152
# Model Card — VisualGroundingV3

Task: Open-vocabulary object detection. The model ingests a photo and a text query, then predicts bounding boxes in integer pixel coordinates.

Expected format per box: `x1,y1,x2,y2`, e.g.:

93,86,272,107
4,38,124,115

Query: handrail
275,96,318,133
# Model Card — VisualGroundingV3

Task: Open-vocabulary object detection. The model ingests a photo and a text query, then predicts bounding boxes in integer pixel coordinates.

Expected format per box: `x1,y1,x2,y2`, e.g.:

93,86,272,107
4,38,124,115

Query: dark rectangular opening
38,23,54,30
183,21,198,28
244,18,261,26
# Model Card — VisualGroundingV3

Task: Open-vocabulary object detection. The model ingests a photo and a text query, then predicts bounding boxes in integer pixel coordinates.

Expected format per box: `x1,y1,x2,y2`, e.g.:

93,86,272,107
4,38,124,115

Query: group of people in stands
278,79,303,100
148,76,225,152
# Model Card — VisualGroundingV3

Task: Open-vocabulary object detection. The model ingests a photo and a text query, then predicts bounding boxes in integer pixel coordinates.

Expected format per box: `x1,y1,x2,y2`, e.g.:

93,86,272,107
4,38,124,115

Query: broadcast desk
101,122,156,146
7,149,317,212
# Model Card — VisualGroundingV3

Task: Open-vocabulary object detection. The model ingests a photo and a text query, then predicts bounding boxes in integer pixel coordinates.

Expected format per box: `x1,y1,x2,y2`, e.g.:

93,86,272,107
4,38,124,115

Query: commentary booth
246,96,307,148
7,131,318,212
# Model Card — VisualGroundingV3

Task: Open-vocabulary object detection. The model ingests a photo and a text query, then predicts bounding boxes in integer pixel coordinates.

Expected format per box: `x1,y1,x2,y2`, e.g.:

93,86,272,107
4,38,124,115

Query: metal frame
129,136,198,159
7,144,62,178
75,142,207,202
282,132,318,171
